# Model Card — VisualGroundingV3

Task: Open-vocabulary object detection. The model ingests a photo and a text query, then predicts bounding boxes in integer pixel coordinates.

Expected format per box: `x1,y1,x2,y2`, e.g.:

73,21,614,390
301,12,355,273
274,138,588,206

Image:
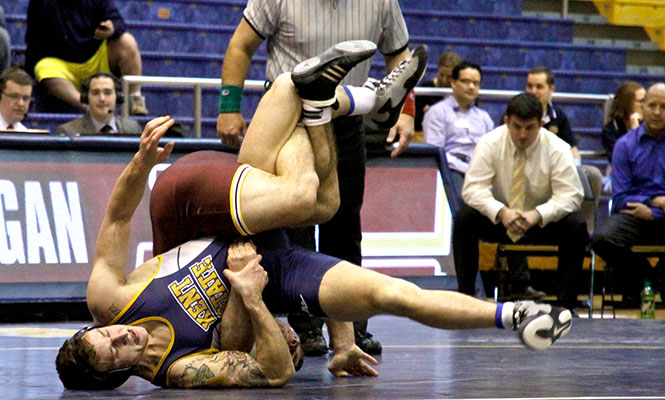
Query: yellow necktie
507,149,526,242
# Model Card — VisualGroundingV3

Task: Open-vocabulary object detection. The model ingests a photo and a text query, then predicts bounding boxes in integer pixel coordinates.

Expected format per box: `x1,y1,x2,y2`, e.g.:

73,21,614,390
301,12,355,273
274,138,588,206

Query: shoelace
372,58,411,95
512,301,552,329
512,302,528,329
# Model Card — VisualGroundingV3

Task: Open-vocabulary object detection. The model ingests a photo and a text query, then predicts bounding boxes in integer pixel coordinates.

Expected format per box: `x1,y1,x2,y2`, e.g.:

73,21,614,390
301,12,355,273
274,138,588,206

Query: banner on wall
0,148,453,300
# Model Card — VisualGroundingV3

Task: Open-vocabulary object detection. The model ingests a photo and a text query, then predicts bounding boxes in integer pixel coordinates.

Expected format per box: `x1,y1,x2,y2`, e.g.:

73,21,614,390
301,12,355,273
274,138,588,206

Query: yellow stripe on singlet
108,255,163,325
229,164,255,236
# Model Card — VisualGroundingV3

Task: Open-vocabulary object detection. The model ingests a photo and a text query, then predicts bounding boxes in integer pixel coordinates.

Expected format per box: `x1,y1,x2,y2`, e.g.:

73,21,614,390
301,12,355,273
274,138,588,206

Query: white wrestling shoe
364,44,429,130
513,301,572,351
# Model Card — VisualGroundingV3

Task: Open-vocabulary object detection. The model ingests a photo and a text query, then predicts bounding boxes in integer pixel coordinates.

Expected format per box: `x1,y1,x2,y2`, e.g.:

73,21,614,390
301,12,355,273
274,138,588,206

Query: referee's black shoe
365,44,429,130
292,40,377,107
355,327,382,355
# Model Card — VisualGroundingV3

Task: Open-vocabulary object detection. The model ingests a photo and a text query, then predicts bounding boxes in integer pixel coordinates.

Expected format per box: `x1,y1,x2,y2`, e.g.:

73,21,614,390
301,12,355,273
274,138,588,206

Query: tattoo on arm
182,363,215,387
178,351,269,388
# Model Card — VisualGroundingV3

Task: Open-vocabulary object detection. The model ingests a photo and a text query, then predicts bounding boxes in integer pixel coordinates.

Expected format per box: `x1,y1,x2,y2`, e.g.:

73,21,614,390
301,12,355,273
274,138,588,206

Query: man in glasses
0,66,33,131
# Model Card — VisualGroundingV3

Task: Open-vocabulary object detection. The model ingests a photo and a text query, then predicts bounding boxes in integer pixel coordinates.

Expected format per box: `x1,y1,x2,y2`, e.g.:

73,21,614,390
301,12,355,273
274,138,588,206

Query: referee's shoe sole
366,44,429,130
292,40,377,107
518,307,572,351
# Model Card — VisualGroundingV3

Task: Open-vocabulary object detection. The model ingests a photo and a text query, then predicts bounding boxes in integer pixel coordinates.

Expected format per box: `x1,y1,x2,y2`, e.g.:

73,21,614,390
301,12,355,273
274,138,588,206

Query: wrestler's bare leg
238,74,301,174
238,73,349,175
302,120,340,223
318,262,573,351
237,74,351,233
319,262,497,329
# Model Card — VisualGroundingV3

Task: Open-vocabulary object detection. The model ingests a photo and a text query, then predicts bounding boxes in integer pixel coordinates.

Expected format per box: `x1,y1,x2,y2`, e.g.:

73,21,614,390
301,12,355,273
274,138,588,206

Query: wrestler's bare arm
168,350,270,388
216,240,256,352
169,255,294,388
212,289,253,352
87,117,175,321
326,320,378,377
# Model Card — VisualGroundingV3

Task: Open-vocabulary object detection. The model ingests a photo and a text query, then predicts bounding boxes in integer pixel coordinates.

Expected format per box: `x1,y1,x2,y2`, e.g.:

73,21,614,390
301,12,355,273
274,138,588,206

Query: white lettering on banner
148,163,171,191
135,242,153,269
0,180,26,264
50,182,88,264
0,180,88,265
25,181,58,264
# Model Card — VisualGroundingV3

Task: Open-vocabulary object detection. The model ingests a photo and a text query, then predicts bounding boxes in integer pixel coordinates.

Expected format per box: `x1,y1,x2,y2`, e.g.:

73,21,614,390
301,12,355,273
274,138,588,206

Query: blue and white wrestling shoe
514,300,572,351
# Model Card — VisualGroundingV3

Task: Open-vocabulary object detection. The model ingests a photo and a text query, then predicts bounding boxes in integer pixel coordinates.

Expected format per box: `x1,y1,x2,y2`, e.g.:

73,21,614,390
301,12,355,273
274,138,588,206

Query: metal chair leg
588,249,595,318
608,264,616,318
600,263,616,319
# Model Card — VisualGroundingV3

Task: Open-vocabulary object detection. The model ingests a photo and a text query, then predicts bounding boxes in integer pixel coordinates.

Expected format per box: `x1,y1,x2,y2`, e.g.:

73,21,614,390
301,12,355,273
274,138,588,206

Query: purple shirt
423,95,494,174
611,124,665,219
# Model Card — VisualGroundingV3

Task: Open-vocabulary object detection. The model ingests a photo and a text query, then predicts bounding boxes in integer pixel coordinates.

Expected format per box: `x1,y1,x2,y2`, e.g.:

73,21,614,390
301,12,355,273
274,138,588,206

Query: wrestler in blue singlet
112,230,340,387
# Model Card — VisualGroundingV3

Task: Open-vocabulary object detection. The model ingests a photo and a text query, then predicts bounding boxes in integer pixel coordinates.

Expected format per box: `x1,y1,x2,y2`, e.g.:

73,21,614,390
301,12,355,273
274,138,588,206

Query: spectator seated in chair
600,81,646,194
0,67,34,132
453,92,587,312
592,83,665,307
25,0,148,115
415,51,462,132
55,72,141,136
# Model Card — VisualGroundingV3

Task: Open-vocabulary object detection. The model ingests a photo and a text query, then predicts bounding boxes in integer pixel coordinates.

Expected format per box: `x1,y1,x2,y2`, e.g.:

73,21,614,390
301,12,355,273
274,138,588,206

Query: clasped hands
651,196,665,211
498,207,541,236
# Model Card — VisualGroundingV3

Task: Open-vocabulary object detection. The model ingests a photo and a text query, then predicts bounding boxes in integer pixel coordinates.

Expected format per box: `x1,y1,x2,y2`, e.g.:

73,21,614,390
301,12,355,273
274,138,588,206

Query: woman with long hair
602,81,646,162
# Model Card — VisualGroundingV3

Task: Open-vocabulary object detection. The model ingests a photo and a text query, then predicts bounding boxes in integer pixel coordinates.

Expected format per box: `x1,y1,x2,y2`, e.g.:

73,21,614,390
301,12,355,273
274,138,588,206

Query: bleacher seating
6,0,665,152
403,10,575,41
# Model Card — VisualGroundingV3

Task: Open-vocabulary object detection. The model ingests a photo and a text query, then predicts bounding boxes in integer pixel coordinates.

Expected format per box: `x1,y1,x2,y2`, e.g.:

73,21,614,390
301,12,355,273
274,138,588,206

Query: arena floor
2,308,665,400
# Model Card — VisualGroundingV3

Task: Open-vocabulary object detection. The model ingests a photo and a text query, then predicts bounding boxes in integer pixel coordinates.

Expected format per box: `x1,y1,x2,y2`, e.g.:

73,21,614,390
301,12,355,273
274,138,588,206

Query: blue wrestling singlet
112,237,232,387
109,230,342,387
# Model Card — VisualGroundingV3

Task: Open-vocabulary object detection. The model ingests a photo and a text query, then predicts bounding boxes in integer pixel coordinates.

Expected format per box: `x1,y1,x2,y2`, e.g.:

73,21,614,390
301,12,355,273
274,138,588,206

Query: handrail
122,76,267,138
121,75,614,138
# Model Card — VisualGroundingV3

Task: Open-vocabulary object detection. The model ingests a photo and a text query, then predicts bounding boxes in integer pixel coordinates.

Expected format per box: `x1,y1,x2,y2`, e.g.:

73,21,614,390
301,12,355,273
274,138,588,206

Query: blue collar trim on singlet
125,316,175,383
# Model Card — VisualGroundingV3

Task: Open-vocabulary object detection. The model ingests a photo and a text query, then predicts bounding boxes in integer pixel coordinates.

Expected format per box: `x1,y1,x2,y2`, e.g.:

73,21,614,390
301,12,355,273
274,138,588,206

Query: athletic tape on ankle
494,303,504,329
218,85,243,113
401,89,415,117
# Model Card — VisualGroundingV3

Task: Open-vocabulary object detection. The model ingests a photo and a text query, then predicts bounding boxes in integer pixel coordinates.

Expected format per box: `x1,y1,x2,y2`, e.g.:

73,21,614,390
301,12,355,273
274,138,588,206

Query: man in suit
0,66,34,131
55,72,141,135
